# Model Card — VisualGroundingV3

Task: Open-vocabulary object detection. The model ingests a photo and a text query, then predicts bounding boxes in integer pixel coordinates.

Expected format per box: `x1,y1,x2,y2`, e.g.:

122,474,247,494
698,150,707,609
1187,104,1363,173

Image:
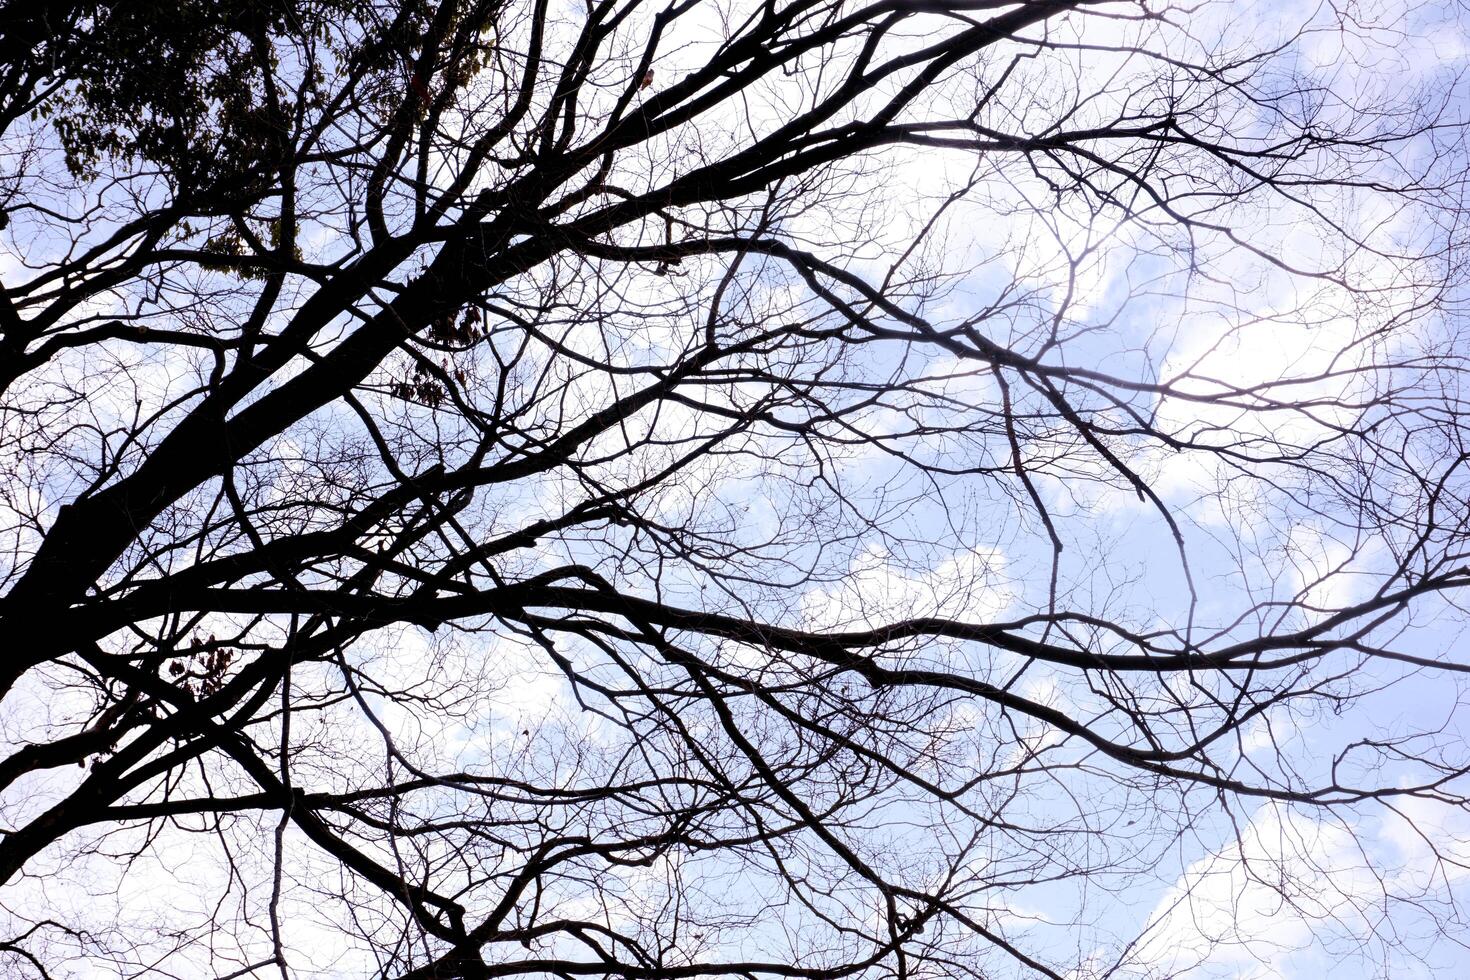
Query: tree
1,0,1469,976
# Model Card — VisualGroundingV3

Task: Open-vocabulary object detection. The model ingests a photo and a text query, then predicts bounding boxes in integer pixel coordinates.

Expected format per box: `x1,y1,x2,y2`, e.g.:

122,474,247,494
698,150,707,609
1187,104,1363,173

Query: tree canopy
2,1,1470,977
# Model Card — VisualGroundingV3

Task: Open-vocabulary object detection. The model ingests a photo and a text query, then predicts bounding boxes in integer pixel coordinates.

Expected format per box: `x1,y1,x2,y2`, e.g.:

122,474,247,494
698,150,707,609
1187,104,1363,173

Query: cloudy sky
4,1,1470,978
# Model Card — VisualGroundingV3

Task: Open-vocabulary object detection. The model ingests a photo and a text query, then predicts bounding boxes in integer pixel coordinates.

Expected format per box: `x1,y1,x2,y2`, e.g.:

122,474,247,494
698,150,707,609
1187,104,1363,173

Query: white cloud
802,542,1013,634
1117,798,1470,980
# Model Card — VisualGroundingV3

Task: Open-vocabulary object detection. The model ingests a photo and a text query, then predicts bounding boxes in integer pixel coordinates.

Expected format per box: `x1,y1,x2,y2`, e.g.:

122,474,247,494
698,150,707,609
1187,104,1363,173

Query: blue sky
3,1,1470,978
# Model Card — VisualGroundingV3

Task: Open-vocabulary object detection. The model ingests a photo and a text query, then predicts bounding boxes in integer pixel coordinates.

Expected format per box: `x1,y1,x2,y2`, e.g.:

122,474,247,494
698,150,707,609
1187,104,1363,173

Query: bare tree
1,0,1469,977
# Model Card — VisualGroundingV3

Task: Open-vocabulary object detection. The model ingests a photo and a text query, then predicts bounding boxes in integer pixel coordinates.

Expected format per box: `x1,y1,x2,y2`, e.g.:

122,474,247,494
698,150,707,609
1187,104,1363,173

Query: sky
4,1,1470,978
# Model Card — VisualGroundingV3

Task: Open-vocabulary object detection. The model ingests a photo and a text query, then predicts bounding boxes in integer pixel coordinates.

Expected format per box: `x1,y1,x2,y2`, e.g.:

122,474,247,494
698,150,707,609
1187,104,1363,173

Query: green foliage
47,1,359,199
